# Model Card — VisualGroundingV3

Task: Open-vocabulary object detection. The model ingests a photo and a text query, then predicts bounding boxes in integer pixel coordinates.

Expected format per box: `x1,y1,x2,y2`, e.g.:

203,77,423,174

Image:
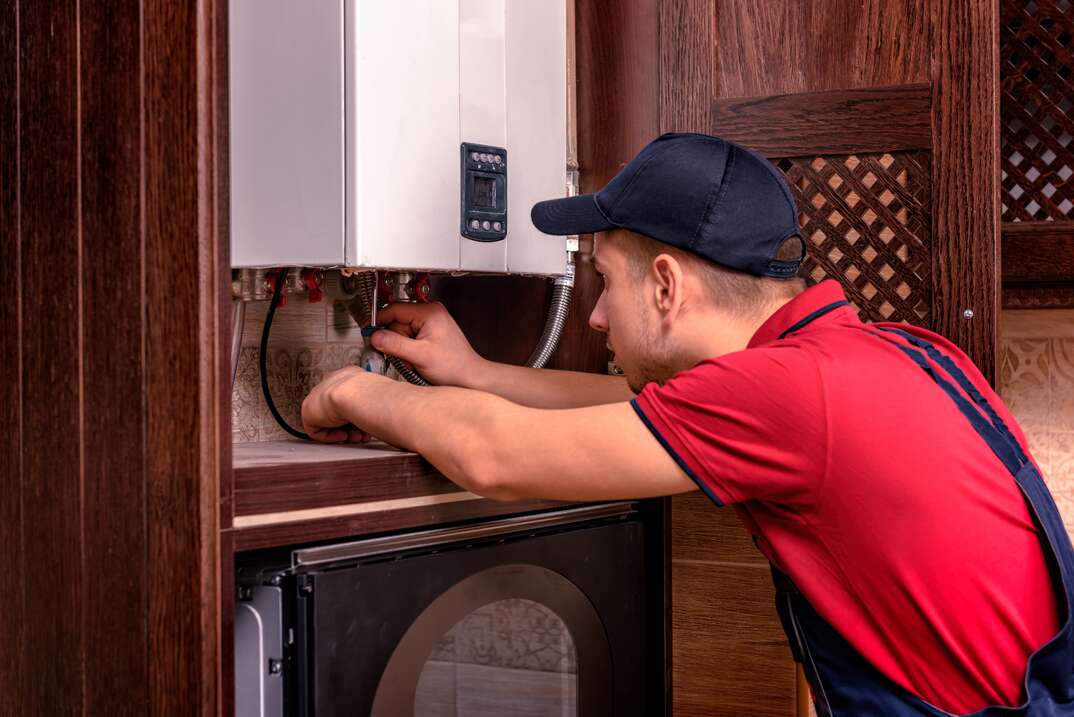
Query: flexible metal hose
525,257,575,369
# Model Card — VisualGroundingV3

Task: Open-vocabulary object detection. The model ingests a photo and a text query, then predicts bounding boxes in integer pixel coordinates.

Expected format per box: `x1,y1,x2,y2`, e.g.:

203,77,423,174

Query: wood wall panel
670,494,762,565
144,0,222,712
18,0,84,711
80,0,149,711
711,0,930,98
577,0,660,176
930,0,1000,383
9,0,226,712
0,1,21,713
672,562,796,717
660,0,714,132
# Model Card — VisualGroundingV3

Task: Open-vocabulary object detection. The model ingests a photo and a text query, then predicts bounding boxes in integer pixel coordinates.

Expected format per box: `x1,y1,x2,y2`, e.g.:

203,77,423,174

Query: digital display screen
472,176,497,209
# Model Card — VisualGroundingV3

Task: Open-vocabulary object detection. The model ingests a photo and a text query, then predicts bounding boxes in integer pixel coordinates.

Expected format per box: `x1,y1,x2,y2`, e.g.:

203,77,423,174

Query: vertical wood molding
80,0,149,711
144,0,222,712
213,0,234,711
18,0,84,712
930,0,1000,383
0,1,22,713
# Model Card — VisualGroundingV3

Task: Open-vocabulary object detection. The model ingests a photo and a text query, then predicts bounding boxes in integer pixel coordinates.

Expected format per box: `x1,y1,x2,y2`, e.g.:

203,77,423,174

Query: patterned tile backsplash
232,299,368,443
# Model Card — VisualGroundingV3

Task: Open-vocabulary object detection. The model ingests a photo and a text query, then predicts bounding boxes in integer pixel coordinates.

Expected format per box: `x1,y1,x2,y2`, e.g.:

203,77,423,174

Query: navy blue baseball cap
531,132,804,278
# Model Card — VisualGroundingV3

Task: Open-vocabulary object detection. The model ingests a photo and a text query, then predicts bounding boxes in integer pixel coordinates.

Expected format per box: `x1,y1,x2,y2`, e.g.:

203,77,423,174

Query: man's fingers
387,321,414,339
370,328,425,364
376,301,442,330
307,425,348,443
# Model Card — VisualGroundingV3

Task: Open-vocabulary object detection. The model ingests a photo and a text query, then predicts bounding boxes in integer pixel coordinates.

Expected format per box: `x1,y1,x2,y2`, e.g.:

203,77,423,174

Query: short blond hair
612,230,806,318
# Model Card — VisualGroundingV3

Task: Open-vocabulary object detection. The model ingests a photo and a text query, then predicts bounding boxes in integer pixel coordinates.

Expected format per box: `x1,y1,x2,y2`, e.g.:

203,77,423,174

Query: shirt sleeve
631,346,828,507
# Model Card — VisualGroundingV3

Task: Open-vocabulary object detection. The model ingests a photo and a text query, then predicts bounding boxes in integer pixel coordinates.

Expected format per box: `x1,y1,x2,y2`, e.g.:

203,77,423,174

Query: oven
235,502,666,716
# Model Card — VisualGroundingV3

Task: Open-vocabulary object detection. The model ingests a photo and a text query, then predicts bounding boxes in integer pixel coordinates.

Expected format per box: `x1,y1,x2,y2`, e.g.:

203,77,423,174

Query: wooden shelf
226,440,569,551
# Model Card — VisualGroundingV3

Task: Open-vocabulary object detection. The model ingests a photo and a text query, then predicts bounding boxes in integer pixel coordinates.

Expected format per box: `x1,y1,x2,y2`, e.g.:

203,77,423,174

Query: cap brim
530,194,616,236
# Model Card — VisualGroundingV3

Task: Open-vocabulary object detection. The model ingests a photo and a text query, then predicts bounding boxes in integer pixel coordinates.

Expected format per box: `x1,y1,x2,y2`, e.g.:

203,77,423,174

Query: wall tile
999,338,1052,431
1000,311,1074,536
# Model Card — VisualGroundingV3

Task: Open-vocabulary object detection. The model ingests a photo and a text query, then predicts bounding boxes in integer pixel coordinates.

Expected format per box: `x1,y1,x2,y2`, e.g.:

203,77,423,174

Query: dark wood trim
233,442,456,516
215,0,234,709
228,498,572,552
930,0,1000,384
80,0,148,711
1002,284,1074,310
219,529,236,717
217,0,234,534
19,1,83,710
143,0,222,711
708,83,932,158
0,1,21,712
1002,221,1074,284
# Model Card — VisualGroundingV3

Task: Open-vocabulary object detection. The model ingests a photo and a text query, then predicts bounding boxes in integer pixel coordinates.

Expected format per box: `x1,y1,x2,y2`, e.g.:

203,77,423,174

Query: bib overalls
774,303,1074,716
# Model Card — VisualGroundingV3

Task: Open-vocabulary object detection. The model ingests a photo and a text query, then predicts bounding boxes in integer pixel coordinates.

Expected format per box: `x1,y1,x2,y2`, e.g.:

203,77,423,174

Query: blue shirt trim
630,398,724,507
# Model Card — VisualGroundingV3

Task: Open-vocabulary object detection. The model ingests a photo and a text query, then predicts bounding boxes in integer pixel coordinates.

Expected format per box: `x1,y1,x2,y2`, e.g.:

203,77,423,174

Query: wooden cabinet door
655,2,999,716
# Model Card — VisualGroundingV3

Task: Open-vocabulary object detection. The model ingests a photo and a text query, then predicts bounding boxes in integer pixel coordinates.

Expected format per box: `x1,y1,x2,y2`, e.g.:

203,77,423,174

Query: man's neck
677,296,795,365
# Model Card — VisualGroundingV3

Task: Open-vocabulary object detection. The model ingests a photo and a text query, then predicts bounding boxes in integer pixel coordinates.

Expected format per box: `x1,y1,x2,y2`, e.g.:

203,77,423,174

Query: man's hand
300,366,382,444
371,302,487,388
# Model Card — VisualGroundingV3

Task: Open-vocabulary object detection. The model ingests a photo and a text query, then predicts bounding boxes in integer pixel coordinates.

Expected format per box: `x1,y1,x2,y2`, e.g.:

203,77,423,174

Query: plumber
301,133,1074,716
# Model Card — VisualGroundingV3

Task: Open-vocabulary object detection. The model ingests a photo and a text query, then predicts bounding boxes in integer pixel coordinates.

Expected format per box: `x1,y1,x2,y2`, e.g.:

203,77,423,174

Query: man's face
588,232,682,393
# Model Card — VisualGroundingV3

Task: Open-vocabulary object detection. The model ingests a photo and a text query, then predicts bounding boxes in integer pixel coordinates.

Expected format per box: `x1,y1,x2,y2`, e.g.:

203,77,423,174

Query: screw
963,308,974,320
268,659,283,675
270,574,283,586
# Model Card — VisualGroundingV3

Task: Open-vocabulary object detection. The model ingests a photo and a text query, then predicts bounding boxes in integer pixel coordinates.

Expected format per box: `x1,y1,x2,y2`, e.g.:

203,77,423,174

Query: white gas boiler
229,0,570,275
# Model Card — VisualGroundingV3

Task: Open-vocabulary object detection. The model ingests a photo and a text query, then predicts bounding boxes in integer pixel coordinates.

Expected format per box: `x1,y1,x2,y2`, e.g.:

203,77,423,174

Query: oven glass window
414,598,578,716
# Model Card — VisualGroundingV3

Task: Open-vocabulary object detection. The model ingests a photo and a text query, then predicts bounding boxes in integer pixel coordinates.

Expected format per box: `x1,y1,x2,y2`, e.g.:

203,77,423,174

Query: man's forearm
462,359,634,408
332,375,522,496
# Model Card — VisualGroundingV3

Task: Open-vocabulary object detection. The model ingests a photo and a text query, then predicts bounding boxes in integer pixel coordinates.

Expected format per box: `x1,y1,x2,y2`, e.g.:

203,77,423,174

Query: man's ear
650,253,685,324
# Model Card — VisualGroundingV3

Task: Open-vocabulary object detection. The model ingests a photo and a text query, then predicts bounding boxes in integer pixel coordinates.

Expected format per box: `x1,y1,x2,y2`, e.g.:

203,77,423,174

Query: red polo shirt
632,280,1060,713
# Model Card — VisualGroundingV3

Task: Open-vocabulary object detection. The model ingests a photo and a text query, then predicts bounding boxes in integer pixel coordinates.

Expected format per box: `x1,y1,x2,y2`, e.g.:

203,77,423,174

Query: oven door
274,503,663,717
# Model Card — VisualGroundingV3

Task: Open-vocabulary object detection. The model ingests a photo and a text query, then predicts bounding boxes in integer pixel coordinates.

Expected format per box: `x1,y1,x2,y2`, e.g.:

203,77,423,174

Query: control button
481,221,491,230
493,222,502,231
481,153,491,163
470,219,480,229
470,152,480,161
492,155,502,165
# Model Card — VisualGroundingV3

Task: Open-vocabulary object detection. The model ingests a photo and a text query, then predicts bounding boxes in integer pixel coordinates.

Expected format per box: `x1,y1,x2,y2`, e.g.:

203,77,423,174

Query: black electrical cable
260,271,311,441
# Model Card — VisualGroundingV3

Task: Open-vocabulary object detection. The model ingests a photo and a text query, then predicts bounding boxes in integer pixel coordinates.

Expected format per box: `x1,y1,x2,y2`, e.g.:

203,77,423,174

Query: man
301,133,1074,716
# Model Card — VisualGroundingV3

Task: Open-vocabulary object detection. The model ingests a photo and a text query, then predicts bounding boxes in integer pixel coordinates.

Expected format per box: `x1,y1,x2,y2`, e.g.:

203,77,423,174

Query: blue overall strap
878,327,1029,466
866,328,1026,476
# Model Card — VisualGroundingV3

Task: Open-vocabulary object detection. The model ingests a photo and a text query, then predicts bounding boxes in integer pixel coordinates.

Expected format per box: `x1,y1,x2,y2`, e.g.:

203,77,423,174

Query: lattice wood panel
776,152,932,325
1002,0,1074,221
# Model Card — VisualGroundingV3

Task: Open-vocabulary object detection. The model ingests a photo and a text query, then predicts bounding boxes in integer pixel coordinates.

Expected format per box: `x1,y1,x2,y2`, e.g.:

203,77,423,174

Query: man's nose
588,304,608,333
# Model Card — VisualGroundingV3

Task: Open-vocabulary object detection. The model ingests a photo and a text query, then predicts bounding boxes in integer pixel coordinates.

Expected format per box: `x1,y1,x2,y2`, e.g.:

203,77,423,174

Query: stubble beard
623,316,680,394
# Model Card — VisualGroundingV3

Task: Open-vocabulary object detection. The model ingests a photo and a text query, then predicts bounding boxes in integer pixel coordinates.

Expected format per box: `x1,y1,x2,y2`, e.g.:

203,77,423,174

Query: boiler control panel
461,143,507,242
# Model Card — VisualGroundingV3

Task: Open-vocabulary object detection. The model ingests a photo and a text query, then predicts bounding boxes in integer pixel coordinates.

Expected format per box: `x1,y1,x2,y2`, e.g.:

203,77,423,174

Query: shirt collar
747,280,856,349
